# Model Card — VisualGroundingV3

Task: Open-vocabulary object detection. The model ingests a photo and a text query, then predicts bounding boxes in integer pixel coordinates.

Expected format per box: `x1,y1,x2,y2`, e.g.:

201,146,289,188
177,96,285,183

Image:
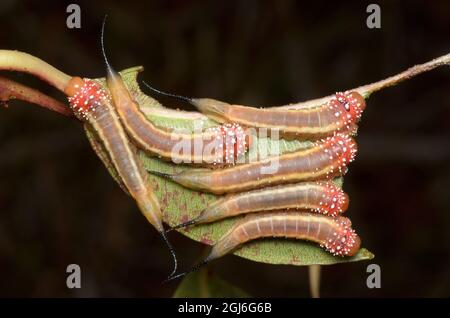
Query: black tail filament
142,81,194,104
101,15,178,281
100,15,120,78
160,229,179,280
147,170,174,180
163,257,211,284
166,218,199,233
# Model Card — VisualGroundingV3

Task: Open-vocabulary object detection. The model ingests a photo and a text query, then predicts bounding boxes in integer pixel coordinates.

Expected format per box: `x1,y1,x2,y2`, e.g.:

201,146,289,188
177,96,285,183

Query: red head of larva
323,217,361,256
335,133,358,164
329,91,366,127
210,123,250,164
318,133,357,176
64,77,109,120
317,182,349,216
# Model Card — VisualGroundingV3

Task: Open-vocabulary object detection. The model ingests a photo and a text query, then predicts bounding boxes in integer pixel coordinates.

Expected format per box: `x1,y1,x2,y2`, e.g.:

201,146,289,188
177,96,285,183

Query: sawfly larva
99,23,248,166
167,211,361,282
61,18,179,277
144,84,365,140
65,76,178,276
151,133,357,194
171,181,348,230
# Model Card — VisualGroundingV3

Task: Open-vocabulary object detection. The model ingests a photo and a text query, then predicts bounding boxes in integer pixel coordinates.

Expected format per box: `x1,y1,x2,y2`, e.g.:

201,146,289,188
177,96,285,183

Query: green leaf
87,67,374,267
173,268,250,298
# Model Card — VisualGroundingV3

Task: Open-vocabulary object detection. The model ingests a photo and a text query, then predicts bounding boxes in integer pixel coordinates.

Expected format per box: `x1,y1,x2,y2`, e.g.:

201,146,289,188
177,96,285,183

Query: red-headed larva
151,133,357,194
171,181,349,230
100,25,248,166
144,85,365,140
64,76,178,276
167,211,361,281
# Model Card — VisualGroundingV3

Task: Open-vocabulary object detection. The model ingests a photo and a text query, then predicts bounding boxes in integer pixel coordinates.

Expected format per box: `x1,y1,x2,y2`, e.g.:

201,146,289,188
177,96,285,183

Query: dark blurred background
1,0,449,297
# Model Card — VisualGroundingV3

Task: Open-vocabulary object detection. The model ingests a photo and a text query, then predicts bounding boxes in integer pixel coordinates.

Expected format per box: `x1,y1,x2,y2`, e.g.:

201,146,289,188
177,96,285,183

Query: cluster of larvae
63,25,366,278
155,89,366,277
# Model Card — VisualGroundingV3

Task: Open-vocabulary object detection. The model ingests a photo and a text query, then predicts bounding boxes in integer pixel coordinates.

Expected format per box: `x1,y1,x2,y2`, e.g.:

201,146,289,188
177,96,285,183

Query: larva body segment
104,71,248,165
153,133,357,194
65,77,164,231
173,181,349,230
207,211,361,262
66,74,179,277
190,91,365,139
84,124,130,196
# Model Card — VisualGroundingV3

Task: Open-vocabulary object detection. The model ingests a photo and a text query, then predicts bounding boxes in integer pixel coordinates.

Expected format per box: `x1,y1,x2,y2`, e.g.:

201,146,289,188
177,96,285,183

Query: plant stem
308,265,321,298
276,52,450,110
0,50,72,92
0,76,73,117
1,49,449,116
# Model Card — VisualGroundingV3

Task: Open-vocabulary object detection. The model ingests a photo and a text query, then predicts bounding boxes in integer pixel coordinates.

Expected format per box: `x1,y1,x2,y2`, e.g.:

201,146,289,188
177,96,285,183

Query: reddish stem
275,52,450,109
0,76,74,117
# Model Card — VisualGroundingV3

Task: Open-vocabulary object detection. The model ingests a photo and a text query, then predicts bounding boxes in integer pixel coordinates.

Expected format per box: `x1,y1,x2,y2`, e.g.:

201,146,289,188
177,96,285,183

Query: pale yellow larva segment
135,190,164,232
106,72,172,156
107,74,244,165
206,211,361,261
106,72,177,158
89,98,146,195
224,105,341,136
172,148,321,194
84,123,130,196
77,78,164,232
190,98,231,124
192,92,365,139
198,181,344,224
171,134,356,194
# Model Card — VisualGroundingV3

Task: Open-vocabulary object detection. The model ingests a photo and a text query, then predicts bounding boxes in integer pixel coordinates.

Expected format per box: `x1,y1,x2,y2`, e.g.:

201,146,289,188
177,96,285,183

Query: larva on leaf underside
84,123,130,196
62,17,178,278
98,22,249,166
143,84,366,140
65,77,178,277
170,181,349,231
150,133,357,194
167,211,361,282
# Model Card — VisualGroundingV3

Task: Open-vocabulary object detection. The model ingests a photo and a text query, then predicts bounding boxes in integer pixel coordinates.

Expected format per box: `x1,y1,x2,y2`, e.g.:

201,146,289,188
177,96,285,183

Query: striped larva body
209,211,361,260
167,211,361,281
113,82,248,165
65,77,164,230
84,124,130,195
65,76,177,276
144,85,365,140
172,181,349,230
99,44,247,165
152,133,357,194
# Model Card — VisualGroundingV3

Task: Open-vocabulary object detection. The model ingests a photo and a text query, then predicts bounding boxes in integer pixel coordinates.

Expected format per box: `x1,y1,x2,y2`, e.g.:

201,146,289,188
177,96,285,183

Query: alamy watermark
66,4,81,29
66,264,81,289
366,263,381,289
169,120,282,174
366,4,381,29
